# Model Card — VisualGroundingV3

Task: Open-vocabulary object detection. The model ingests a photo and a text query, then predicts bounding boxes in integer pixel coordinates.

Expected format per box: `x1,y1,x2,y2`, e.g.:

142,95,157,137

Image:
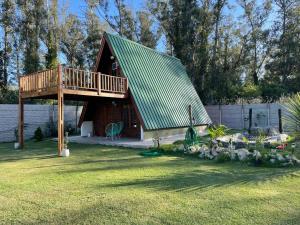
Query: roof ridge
104,32,180,62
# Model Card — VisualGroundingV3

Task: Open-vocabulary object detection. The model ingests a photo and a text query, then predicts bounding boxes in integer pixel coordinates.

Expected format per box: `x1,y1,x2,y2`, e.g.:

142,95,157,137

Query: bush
240,83,262,99
34,127,44,142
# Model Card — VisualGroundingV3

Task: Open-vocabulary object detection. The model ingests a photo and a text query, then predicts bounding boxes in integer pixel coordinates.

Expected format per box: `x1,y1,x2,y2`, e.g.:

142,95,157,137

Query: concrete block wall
205,103,288,131
0,104,82,142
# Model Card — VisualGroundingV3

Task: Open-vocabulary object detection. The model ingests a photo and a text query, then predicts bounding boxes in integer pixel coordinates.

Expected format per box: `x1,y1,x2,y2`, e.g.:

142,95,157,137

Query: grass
0,140,300,225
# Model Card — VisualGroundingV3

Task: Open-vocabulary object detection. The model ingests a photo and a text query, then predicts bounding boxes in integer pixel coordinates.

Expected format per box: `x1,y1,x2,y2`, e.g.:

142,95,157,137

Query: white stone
237,149,249,161
276,153,285,162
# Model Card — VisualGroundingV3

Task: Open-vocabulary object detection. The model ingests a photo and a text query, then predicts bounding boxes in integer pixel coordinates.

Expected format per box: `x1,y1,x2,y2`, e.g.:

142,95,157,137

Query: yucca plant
208,125,229,140
283,93,300,139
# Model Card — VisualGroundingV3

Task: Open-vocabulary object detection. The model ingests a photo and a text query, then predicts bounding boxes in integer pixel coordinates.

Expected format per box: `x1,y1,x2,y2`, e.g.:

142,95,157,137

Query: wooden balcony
19,65,128,99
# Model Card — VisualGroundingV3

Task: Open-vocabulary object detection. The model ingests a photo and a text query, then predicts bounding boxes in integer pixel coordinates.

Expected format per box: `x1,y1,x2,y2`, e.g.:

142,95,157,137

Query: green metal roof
105,32,211,130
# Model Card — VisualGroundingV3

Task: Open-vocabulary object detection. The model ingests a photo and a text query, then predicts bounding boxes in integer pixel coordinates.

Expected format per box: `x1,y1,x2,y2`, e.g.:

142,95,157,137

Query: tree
148,0,199,77
60,14,85,67
135,11,160,49
93,0,136,40
44,0,59,69
0,0,15,88
239,0,272,85
17,0,46,74
83,2,105,69
264,0,300,92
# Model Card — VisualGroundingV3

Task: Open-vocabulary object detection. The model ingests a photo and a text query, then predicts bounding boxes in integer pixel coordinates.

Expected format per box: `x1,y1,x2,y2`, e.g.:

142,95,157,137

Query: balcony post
18,77,24,149
97,72,102,95
57,65,64,156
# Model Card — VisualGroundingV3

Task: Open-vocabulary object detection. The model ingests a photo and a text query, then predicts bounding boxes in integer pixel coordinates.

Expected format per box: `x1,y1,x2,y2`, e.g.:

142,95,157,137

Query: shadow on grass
99,164,299,192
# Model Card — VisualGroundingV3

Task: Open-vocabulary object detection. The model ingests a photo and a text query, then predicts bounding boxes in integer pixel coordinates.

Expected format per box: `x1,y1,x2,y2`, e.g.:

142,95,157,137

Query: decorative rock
281,161,294,167
237,149,250,161
253,150,262,160
178,144,185,151
276,153,285,162
230,150,238,160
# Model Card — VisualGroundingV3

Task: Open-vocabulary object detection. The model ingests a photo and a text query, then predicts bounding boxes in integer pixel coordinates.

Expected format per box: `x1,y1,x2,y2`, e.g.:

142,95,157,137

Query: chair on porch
105,122,124,140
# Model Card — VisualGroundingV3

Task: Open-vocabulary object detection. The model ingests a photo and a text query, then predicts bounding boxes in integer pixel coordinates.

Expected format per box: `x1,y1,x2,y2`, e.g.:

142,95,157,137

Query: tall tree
17,0,45,74
0,0,15,88
93,0,136,40
265,0,300,91
239,0,272,85
136,10,160,49
84,2,105,69
148,0,199,76
44,0,59,69
60,14,85,67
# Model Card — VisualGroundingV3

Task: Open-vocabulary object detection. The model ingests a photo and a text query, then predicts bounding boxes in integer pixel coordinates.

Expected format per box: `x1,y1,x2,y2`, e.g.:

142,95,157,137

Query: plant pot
14,142,20,149
61,149,70,157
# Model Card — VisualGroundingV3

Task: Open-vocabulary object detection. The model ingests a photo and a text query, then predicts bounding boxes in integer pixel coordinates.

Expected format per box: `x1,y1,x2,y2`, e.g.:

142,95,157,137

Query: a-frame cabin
79,33,211,140
18,32,211,155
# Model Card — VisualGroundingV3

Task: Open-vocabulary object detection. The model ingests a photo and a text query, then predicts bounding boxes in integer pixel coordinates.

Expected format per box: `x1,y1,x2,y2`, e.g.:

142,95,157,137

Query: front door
122,104,140,138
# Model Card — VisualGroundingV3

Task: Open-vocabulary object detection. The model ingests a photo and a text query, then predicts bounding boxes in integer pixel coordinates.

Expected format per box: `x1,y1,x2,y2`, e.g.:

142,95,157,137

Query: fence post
278,108,282,133
248,108,252,133
219,104,222,125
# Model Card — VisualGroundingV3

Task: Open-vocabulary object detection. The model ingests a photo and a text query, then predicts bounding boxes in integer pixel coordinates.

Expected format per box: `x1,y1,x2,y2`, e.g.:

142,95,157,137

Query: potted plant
61,132,70,157
14,128,20,149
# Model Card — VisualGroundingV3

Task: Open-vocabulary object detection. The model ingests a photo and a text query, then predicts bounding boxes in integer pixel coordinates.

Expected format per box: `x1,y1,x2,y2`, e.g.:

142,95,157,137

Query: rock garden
172,125,300,167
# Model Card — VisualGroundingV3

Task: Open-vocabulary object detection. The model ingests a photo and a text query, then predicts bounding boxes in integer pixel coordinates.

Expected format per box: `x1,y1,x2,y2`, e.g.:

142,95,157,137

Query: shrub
208,125,229,140
34,127,44,142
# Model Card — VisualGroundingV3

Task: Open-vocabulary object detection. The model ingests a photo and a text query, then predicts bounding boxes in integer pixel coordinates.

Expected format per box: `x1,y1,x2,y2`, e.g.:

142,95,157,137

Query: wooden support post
18,94,24,149
57,65,64,156
188,105,192,127
97,72,102,95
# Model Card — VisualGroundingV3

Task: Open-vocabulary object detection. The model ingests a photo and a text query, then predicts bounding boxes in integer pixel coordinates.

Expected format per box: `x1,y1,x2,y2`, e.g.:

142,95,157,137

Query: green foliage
60,14,85,67
240,84,262,99
33,127,44,142
136,11,160,49
83,2,104,69
44,0,59,69
283,93,300,138
208,125,229,140
0,88,18,103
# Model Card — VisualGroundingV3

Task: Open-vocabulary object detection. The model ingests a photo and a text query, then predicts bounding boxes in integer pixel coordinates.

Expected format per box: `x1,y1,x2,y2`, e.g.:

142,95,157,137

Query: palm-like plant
283,93,300,138
208,125,229,140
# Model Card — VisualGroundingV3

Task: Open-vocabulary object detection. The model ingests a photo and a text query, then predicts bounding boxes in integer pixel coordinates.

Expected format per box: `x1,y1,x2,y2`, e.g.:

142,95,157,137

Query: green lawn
0,140,300,225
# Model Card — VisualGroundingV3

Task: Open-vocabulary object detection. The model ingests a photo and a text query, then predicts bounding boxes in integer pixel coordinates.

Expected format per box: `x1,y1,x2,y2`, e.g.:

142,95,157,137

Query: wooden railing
19,68,58,92
19,66,128,96
62,67,128,94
